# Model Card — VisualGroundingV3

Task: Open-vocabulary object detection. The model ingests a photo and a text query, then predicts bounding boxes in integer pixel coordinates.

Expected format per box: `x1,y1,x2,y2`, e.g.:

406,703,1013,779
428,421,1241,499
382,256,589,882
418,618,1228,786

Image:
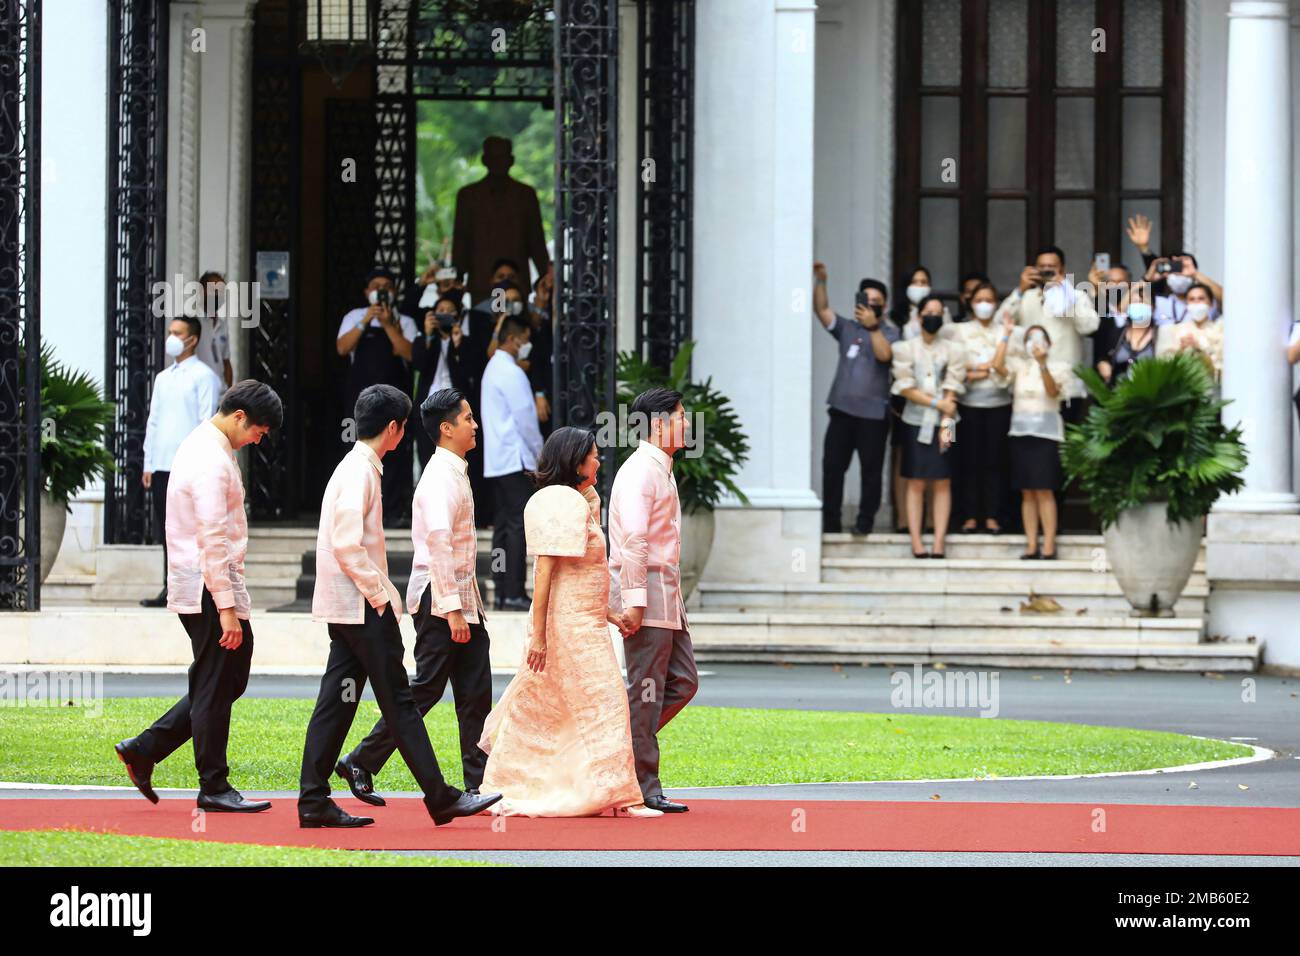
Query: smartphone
1093,252,1110,273
854,292,881,320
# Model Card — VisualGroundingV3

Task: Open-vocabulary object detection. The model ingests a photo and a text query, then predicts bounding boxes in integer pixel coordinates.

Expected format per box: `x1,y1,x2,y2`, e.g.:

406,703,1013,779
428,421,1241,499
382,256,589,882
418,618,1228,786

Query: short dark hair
970,280,999,300
198,271,224,286
530,426,597,490
354,384,411,440
219,380,284,429
1185,281,1215,301
1036,245,1066,266
1168,250,1200,269
960,270,991,288
421,387,467,443
171,315,202,340
433,293,463,314
1110,263,1133,277
916,294,946,316
491,257,521,275
492,278,523,297
365,266,396,285
630,387,682,420
496,313,531,343
858,278,888,302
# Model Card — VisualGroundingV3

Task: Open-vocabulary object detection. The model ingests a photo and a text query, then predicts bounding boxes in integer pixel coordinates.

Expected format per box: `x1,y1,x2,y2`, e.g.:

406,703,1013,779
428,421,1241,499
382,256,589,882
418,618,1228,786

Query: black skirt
899,422,952,480
1010,435,1063,491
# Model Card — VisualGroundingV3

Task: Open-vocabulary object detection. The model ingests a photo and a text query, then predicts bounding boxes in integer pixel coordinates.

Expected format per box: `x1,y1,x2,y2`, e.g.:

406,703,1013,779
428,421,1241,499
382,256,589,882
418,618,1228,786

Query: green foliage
414,99,554,267
33,342,116,506
1061,352,1246,530
615,341,751,515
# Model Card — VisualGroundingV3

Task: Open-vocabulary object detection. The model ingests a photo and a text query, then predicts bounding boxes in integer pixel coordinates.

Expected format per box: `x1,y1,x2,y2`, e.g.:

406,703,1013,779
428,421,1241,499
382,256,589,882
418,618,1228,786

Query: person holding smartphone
813,261,899,535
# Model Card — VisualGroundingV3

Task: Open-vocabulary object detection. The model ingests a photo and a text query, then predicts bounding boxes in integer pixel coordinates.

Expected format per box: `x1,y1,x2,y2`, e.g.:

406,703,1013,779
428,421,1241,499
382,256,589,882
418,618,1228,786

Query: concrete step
685,609,1204,645
820,556,1207,589
697,581,1207,616
823,532,1207,563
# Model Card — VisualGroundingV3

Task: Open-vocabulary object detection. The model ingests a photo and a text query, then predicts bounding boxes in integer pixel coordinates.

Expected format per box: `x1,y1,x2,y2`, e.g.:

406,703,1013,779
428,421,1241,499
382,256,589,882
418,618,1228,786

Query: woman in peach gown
478,427,661,818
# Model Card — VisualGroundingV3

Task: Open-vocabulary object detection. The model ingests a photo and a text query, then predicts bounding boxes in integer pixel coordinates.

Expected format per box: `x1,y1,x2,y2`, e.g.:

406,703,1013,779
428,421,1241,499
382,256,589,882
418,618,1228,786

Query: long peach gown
478,483,645,816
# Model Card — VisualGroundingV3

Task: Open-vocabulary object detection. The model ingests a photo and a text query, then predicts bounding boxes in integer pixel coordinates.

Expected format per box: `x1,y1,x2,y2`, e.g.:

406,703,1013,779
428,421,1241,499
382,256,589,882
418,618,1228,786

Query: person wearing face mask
1098,282,1157,386
945,282,1012,534
410,293,474,474
998,245,1099,426
196,271,234,388
993,314,1071,559
1086,261,1133,365
337,267,420,525
812,263,899,534
1157,283,1224,392
890,295,966,558
1144,253,1224,326
139,316,225,607
481,313,544,611
955,271,992,322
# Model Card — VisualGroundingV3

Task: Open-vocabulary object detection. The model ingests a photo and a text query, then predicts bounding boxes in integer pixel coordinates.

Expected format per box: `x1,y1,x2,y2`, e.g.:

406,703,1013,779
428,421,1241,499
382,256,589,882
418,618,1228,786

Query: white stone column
692,0,821,586
1218,0,1297,512
1207,0,1300,668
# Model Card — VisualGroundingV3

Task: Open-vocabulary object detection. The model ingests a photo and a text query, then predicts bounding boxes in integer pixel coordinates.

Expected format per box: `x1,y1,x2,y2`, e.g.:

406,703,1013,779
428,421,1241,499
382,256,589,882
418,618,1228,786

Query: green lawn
0,829,492,867
0,698,1249,790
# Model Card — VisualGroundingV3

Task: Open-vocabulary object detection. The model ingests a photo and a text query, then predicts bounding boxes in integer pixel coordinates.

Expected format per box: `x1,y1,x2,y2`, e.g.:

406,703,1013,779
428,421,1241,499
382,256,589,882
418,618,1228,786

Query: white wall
811,0,895,524
41,0,108,384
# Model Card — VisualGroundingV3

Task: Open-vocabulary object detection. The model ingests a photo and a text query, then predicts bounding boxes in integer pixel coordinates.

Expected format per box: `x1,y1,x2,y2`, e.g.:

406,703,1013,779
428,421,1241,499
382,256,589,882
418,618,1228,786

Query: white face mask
906,285,931,305
516,340,533,361
972,301,996,321
1166,274,1193,295
165,334,186,358
1026,333,1047,353
1128,303,1153,327
1185,302,1211,323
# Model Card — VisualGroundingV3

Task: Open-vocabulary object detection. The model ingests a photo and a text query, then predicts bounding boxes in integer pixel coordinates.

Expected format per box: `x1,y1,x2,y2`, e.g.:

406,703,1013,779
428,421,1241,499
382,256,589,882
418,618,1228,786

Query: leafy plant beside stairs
615,340,750,515
32,341,116,508
1061,351,1246,528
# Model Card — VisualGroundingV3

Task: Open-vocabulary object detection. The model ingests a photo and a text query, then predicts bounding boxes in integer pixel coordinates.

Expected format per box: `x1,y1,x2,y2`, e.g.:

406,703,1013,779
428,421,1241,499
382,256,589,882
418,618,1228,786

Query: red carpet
3,797,1299,855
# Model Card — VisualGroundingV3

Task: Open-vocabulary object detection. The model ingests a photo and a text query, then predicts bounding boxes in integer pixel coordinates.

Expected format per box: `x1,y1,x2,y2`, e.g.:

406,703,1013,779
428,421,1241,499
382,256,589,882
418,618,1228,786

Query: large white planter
1102,502,1202,617
39,492,68,585
679,508,716,602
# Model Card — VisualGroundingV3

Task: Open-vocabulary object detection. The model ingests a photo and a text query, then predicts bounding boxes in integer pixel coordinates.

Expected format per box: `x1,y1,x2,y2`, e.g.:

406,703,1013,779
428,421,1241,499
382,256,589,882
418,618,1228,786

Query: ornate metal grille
104,0,169,544
553,0,618,502
634,0,692,373
249,0,300,518
0,0,41,609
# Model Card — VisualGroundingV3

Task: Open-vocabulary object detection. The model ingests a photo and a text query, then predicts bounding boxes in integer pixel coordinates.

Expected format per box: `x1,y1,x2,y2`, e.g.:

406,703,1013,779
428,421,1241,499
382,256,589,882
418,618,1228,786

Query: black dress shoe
138,590,168,608
299,803,374,829
114,738,159,804
465,787,480,796
499,596,531,612
335,755,386,807
197,788,271,813
1020,552,1040,560
644,794,689,813
427,790,503,826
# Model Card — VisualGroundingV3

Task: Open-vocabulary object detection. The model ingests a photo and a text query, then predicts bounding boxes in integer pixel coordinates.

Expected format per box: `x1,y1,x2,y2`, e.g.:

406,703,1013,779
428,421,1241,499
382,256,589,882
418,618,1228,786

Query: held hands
218,607,243,650
606,609,634,637
622,605,644,637
447,609,470,644
936,397,958,418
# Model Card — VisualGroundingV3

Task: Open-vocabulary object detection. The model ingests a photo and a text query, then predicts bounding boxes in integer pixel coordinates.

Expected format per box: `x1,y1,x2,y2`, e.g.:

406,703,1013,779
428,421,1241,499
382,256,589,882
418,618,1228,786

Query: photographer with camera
996,245,1099,425
337,267,420,522
813,261,899,535
1146,253,1223,327
411,292,474,470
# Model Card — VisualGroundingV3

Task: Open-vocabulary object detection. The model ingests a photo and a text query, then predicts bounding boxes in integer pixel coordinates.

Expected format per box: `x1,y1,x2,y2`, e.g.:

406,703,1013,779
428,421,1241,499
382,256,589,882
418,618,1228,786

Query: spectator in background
1087,260,1133,367
197,271,233,388
336,267,419,525
1147,253,1224,326
1097,281,1157,386
812,262,899,535
954,271,992,322
526,267,555,438
996,245,1099,425
481,313,543,611
452,136,550,304
410,293,474,471
890,295,966,558
947,282,1011,534
1157,282,1224,392
140,315,225,607
993,312,1071,560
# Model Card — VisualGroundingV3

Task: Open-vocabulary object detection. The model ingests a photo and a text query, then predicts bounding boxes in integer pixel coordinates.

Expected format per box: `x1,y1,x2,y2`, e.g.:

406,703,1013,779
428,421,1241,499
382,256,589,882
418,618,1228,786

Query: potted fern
27,343,116,583
1061,351,1246,616
615,340,750,599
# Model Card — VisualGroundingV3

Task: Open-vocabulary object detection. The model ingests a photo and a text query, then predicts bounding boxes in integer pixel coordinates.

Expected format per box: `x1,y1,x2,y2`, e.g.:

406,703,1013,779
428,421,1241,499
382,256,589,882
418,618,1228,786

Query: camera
1156,261,1174,275
375,287,392,306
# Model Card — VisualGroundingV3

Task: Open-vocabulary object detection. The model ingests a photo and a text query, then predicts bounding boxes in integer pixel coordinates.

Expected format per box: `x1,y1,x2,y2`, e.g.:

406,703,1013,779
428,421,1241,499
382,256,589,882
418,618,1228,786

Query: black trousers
348,586,491,789
151,470,170,590
490,470,532,601
956,404,1012,525
135,587,253,795
821,409,890,533
299,601,457,812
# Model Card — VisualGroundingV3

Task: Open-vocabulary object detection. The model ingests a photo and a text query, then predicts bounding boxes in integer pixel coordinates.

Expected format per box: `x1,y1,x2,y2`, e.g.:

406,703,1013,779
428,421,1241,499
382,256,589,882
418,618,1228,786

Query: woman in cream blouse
1156,282,1223,395
890,294,966,558
991,312,1071,560
944,281,1012,534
